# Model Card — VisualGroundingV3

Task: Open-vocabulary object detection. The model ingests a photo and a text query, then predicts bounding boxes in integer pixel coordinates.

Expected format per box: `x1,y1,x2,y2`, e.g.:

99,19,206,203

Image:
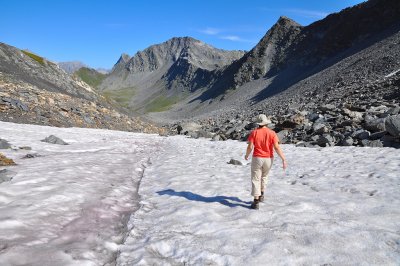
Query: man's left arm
245,142,253,160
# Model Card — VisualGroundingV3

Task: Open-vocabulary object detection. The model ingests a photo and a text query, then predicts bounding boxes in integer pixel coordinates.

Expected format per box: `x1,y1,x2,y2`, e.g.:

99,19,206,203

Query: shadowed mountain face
197,0,400,102
99,37,245,112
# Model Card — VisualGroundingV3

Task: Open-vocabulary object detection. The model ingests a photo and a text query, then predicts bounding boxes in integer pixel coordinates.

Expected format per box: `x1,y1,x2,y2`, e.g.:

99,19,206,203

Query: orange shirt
248,127,278,158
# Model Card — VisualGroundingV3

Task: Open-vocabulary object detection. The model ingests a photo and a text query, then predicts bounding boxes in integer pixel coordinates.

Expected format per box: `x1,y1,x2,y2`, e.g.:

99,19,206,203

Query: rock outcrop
0,43,163,134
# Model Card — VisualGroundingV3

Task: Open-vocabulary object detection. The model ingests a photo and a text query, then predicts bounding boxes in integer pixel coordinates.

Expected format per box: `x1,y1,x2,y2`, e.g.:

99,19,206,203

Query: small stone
19,146,32,150
22,153,41,159
0,139,11,149
0,153,16,166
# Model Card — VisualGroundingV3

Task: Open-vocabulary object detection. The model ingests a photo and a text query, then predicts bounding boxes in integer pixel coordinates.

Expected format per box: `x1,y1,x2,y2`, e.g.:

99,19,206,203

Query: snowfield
0,121,399,266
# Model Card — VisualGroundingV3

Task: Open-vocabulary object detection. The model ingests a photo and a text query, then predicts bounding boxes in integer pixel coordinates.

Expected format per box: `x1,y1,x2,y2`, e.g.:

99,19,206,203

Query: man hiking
245,114,287,210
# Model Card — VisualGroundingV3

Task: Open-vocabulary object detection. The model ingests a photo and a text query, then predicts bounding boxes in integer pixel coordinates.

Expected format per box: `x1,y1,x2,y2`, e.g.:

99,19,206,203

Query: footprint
340,187,359,194
368,190,377,196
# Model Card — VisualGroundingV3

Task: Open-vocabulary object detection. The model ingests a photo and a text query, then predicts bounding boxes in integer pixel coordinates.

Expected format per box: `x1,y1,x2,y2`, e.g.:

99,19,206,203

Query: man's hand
282,160,287,169
245,142,253,161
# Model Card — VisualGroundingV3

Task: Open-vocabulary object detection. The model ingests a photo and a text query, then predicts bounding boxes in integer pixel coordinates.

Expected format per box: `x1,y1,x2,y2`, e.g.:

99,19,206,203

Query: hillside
0,43,161,133
74,67,107,89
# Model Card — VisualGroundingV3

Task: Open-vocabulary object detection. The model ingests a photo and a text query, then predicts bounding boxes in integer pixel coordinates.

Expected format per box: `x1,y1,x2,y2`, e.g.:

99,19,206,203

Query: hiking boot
259,195,264,202
250,200,259,210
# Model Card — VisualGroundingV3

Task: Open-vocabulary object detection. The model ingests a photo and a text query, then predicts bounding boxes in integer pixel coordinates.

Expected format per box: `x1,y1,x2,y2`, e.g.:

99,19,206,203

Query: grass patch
75,67,106,88
102,87,136,108
144,94,180,113
22,50,45,65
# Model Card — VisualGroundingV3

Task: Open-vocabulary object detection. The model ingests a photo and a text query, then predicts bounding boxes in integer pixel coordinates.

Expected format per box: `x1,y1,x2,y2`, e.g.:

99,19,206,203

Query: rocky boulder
364,117,386,132
0,169,16,183
41,135,69,145
227,159,243,165
0,153,16,166
0,139,11,149
385,115,400,138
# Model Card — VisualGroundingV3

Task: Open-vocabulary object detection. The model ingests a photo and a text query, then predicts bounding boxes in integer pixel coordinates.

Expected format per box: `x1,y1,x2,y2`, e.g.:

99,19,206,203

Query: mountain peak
58,61,88,74
117,53,130,64
111,53,130,71
275,16,301,28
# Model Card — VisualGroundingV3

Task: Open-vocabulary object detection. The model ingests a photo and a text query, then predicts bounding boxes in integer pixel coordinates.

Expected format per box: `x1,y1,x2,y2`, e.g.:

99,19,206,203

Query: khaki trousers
251,157,273,196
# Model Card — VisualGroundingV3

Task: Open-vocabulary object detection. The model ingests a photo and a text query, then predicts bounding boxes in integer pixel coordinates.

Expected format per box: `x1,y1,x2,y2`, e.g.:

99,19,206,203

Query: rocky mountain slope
0,43,161,133
190,0,400,103
99,37,245,112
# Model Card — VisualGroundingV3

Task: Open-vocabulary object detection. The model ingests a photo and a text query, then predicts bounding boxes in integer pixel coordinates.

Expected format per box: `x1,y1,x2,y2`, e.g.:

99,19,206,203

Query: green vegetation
22,50,45,65
102,87,136,108
75,67,106,88
144,94,180,113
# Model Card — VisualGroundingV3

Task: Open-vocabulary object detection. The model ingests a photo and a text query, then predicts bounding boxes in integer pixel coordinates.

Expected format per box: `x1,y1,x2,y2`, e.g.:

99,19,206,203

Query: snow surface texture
0,121,399,265
0,122,162,265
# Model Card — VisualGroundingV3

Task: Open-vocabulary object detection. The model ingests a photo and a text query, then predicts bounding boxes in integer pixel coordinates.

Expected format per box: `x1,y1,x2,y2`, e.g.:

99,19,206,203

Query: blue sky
1,0,364,69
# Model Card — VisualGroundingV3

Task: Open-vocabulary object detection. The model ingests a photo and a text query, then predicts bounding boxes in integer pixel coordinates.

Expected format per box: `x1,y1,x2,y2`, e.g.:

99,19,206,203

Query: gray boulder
0,97,29,112
364,117,386,132
308,113,322,122
212,134,221,141
0,169,16,184
0,139,11,149
312,134,335,147
320,104,336,112
339,136,354,146
277,130,290,144
381,135,400,148
189,130,214,139
228,159,243,166
22,153,41,159
295,142,316,148
361,139,383,148
369,131,386,140
352,129,370,140
343,108,363,121
181,122,202,135
41,135,69,145
313,123,329,134
385,115,400,138
387,106,400,115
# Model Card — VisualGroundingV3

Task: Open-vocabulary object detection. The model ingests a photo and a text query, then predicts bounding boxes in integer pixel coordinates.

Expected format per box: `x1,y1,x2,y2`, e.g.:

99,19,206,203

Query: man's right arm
273,140,287,169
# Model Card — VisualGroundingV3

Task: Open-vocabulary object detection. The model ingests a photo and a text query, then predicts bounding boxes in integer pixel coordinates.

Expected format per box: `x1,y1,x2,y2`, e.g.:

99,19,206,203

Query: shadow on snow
157,189,252,209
